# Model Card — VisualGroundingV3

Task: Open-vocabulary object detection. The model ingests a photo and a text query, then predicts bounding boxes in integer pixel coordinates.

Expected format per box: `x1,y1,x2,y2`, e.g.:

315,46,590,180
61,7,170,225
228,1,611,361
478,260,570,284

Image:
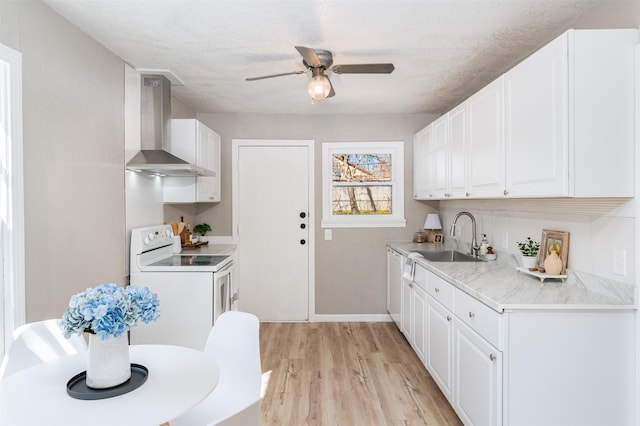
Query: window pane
332,154,391,183
332,185,392,215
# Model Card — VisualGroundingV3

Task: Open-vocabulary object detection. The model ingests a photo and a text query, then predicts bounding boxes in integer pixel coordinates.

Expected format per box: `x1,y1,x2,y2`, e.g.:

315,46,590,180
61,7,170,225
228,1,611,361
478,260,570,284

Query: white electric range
129,225,236,350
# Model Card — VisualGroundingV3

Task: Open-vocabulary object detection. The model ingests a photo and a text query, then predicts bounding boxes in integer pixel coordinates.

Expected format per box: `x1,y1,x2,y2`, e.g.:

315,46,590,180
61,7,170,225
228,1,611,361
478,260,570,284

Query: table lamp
424,214,442,243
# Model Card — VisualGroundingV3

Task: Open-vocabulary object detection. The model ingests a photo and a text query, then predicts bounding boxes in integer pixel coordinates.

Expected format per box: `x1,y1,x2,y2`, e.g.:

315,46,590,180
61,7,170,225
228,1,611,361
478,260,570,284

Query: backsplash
439,198,636,286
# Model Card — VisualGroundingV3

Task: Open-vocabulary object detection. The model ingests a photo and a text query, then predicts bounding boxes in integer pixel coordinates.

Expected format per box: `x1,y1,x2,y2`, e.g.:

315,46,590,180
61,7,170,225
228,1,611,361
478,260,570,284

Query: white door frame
232,139,315,321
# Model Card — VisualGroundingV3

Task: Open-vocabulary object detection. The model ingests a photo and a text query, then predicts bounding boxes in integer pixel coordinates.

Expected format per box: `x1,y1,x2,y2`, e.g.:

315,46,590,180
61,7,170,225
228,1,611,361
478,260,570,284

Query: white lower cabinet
386,248,404,327
454,319,502,426
401,263,428,363
426,296,453,400
390,259,635,426
411,284,428,362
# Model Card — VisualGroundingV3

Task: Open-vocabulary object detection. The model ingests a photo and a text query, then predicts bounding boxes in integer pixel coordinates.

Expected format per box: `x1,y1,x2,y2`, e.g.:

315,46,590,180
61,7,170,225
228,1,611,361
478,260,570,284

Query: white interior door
233,140,313,321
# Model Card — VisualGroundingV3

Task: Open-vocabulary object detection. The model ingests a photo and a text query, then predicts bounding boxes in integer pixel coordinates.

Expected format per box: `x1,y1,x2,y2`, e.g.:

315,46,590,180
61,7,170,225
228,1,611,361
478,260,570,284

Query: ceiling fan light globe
308,75,331,99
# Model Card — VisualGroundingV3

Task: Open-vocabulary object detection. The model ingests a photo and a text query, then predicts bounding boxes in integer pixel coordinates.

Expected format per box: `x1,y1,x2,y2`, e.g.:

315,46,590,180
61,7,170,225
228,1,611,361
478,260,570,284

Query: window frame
1,43,26,358
321,141,406,228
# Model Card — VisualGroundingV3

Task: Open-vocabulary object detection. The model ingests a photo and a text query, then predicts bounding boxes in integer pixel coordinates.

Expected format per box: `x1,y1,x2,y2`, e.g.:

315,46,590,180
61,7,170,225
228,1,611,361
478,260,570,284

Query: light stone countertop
388,241,636,313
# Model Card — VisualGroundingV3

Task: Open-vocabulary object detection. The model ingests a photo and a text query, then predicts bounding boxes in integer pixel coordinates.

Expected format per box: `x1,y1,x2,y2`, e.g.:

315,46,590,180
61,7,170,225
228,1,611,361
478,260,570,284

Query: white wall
195,113,438,315
0,1,126,320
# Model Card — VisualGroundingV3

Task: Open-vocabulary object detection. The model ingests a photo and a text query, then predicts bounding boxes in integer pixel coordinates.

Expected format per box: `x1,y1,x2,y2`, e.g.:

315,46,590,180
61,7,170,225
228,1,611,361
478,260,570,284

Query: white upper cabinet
413,126,433,199
505,29,637,197
413,28,638,200
164,119,221,203
467,77,505,198
448,102,468,198
430,115,450,198
504,31,568,197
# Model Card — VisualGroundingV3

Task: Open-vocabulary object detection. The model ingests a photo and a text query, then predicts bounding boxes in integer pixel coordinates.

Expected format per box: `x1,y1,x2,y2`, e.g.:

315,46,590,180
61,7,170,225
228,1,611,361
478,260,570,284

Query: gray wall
1,1,125,321
194,113,438,315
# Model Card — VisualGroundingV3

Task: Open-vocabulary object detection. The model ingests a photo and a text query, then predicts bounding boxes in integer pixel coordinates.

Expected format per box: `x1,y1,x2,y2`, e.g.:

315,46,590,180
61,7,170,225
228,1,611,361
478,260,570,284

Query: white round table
0,344,219,425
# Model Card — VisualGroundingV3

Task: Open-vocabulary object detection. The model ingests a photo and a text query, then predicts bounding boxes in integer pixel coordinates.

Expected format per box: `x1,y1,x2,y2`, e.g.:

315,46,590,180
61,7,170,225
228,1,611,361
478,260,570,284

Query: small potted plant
193,223,212,237
517,237,540,270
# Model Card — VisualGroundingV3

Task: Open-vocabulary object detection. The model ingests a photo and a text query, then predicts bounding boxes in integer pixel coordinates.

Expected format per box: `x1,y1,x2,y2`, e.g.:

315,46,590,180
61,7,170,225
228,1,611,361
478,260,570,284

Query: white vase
520,255,538,270
86,333,131,389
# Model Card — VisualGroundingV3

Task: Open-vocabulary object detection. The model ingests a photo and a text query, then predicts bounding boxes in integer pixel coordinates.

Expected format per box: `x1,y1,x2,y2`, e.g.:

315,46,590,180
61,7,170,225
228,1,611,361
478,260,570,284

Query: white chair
171,311,262,426
0,319,88,379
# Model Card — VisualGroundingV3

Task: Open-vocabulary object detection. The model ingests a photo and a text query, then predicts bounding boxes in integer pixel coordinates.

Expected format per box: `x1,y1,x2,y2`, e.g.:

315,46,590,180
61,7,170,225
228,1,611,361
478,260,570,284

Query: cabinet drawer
455,289,502,348
414,264,428,291
427,273,454,311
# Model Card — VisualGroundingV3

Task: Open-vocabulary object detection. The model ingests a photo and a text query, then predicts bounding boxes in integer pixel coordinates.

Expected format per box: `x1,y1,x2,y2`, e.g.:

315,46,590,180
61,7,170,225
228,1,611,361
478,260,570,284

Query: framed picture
434,234,444,244
540,229,570,274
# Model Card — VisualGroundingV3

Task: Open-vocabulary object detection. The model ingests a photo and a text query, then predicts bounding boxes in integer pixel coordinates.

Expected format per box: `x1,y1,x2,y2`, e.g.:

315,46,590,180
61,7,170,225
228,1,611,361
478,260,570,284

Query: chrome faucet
449,211,478,257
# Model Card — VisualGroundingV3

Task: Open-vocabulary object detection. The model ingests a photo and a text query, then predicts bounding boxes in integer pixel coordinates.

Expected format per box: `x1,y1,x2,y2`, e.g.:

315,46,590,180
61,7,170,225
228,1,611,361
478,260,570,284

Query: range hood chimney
126,74,214,177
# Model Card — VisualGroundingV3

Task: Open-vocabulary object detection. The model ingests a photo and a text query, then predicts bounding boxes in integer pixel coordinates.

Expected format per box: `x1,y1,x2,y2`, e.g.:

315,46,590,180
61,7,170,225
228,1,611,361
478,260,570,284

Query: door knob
299,212,306,218
300,239,306,245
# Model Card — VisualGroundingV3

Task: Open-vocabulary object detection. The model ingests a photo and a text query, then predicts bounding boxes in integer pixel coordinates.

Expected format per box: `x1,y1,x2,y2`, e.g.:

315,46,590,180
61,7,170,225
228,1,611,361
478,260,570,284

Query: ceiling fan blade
245,71,305,81
295,46,322,67
331,63,395,74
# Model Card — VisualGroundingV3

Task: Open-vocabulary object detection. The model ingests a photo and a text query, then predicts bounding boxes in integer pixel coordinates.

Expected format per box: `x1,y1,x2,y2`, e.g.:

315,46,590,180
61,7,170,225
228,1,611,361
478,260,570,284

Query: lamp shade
423,214,442,230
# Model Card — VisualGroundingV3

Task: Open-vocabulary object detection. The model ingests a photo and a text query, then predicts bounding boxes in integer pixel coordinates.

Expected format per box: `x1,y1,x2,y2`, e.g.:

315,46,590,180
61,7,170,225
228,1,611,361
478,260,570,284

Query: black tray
66,363,148,400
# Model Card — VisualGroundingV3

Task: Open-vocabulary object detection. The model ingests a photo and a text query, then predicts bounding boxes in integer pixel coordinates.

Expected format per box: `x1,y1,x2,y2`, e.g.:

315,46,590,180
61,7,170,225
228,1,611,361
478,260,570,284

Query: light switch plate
325,229,332,240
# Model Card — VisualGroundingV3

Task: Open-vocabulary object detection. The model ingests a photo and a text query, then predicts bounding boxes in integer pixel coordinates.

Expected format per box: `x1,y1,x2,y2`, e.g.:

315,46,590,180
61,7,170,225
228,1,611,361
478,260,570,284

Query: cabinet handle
468,312,475,319
435,288,440,293
466,192,470,197
503,189,508,196
300,239,306,245
409,282,414,288
446,315,452,322
444,193,451,198
489,353,496,362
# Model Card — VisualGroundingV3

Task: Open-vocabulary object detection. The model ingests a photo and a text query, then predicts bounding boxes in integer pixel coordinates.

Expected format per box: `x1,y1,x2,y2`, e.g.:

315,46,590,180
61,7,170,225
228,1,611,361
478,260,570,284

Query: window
1,43,25,357
322,142,405,228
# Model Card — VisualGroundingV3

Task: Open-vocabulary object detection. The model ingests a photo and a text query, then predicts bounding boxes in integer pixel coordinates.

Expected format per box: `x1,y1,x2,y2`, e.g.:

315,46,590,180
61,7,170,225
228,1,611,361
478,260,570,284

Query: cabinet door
413,127,433,199
196,121,214,169
430,116,449,198
386,249,403,327
411,285,428,362
505,33,568,197
448,103,467,198
401,279,412,338
467,77,505,198
454,320,502,426
196,129,221,202
426,296,453,400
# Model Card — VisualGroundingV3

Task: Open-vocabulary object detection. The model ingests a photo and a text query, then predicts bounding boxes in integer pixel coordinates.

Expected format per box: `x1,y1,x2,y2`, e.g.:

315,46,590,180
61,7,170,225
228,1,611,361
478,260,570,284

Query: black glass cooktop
149,255,230,267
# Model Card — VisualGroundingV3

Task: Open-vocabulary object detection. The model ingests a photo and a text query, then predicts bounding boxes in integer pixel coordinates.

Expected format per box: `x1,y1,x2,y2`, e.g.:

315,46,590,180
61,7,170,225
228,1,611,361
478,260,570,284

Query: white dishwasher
129,225,236,350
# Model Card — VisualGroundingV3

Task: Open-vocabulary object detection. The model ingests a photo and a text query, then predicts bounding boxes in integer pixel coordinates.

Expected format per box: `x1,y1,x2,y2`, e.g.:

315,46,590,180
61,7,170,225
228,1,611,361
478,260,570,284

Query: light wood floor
259,322,462,426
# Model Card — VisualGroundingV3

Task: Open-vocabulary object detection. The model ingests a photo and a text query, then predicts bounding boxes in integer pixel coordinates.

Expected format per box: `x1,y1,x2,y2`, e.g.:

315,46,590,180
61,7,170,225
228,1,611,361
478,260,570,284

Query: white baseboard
311,314,392,322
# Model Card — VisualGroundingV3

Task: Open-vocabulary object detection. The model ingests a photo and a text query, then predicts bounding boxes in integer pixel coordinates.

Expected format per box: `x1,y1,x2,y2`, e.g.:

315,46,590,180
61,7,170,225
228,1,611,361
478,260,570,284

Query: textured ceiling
44,0,619,114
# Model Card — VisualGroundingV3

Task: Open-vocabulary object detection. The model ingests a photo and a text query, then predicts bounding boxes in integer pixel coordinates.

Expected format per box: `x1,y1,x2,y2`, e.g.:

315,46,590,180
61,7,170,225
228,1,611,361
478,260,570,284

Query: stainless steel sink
413,250,483,262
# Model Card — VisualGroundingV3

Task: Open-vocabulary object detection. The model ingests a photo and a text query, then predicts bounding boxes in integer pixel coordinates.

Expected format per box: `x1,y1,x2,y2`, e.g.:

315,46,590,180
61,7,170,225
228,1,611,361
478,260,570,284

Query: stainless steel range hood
126,74,214,177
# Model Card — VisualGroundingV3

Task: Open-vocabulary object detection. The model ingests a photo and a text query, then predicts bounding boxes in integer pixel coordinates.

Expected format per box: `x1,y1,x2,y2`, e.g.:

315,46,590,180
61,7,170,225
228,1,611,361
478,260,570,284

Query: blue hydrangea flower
61,284,160,340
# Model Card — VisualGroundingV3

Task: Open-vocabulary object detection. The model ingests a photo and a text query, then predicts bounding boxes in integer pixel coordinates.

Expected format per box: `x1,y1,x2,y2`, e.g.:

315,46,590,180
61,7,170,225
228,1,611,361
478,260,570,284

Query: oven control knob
165,229,171,238
148,232,155,241
143,236,150,245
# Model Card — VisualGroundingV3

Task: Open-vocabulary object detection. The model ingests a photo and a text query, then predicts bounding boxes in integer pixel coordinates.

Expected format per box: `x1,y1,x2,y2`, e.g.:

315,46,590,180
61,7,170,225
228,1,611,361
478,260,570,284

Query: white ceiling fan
246,46,395,100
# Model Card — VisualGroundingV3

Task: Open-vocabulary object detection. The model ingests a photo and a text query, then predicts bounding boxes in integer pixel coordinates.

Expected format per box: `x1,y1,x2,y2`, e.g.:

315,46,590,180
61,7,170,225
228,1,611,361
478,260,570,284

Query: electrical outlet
613,249,626,276
325,229,332,241
502,233,509,250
